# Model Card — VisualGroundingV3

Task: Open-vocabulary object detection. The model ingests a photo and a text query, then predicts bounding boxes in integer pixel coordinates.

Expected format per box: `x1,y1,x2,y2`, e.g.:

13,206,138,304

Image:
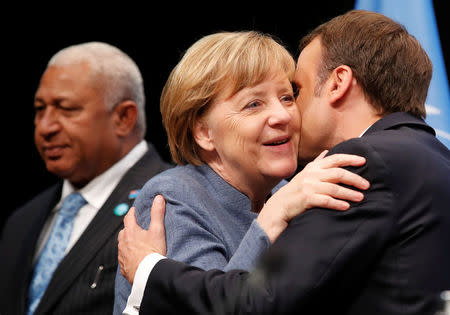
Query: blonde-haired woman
114,31,368,314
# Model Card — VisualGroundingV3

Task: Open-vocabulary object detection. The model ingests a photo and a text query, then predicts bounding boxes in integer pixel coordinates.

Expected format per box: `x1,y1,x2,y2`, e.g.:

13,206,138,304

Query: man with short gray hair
0,42,171,315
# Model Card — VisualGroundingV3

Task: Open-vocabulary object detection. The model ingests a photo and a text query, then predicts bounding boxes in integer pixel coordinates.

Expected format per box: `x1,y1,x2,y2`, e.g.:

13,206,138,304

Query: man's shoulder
2,183,60,242
328,127,450,189
138,142,172,170
114,143,173,195
15,183,61,215
330,125,446,159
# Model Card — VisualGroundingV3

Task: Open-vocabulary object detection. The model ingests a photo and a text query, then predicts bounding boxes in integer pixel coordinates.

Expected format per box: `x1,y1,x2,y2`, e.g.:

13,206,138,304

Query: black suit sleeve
140,139,396,314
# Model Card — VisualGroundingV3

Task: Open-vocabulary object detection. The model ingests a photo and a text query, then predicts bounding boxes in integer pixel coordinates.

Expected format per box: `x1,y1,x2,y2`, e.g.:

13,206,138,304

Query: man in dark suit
117,10,450,314
0,42,172,315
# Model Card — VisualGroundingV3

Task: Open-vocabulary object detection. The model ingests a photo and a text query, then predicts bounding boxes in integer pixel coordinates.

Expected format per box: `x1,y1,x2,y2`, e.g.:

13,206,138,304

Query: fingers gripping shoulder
326,138,390,181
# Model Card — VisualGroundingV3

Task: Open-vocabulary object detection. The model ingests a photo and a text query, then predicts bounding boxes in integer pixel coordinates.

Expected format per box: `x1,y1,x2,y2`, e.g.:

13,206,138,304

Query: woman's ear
328,65,353,105
193,118,215,152
113,100,138,137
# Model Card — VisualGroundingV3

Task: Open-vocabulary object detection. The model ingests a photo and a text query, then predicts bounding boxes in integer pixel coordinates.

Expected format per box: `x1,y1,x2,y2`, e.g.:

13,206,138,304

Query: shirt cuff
123,253,167,314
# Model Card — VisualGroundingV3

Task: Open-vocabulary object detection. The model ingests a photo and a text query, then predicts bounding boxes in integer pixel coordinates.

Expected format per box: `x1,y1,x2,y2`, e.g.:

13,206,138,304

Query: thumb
123,206,137,228
148,195,166,236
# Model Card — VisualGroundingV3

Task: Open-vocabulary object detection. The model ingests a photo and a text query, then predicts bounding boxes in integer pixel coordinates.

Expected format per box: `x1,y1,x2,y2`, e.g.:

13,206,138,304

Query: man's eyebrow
34,96,45,104
34,96,67,104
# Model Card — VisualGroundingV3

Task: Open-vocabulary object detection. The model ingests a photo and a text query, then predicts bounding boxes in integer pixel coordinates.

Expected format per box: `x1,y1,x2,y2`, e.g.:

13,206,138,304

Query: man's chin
45,161,73,179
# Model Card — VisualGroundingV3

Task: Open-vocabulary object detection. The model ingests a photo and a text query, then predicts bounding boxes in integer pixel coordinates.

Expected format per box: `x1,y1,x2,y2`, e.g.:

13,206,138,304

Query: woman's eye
281,94,295,103
245,101,260,109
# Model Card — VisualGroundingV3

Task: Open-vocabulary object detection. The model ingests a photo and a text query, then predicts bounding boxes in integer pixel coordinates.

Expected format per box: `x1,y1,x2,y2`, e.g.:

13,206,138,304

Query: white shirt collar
359,125,372,137
59,140,148,210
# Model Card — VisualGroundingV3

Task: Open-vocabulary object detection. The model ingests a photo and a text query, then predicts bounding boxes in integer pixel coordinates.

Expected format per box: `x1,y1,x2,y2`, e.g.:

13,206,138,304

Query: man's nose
35,108,61,138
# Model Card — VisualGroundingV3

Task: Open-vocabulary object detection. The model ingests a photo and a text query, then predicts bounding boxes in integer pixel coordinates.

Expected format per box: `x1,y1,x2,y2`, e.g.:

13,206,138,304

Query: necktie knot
59,192,87,218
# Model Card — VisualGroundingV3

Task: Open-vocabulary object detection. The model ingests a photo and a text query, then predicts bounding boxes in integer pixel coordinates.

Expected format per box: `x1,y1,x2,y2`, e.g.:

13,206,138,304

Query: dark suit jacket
140,113,450,315
0,143,172,315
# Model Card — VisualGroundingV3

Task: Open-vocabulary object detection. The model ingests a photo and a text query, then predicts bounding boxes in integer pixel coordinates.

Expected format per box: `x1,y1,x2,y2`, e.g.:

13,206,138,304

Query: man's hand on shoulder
257,151,369,243
118,195,167,284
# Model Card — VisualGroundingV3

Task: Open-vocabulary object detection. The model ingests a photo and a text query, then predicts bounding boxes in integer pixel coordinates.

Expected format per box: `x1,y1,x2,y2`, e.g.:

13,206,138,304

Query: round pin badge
113,203,129,216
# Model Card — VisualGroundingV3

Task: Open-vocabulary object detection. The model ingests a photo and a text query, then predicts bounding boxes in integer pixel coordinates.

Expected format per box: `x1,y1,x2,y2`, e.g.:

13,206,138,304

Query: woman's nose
267,101,292,127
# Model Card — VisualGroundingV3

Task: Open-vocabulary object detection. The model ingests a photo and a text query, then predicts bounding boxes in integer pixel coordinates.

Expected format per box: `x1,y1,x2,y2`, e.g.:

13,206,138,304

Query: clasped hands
117,151,369,284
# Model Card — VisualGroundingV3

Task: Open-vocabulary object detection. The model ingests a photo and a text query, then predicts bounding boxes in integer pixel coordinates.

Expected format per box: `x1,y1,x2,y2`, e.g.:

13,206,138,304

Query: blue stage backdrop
355,0,450,148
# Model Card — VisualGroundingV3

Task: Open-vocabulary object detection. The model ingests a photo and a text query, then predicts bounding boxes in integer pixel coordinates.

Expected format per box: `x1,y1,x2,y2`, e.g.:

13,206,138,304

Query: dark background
2,1,448,232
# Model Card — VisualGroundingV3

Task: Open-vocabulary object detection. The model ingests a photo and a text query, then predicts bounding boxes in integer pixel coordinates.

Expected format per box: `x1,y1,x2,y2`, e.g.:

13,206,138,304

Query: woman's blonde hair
161,31,296,165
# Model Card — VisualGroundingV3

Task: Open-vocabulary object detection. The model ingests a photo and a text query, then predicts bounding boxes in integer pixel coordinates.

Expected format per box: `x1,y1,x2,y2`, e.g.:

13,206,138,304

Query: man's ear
193,118,215,152
328,65,353,105
113,100,138,137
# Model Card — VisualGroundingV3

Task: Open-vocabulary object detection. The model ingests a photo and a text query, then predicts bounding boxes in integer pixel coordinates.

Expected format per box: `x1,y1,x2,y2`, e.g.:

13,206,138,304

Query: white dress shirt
33,140,148,263
123,253,166,315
